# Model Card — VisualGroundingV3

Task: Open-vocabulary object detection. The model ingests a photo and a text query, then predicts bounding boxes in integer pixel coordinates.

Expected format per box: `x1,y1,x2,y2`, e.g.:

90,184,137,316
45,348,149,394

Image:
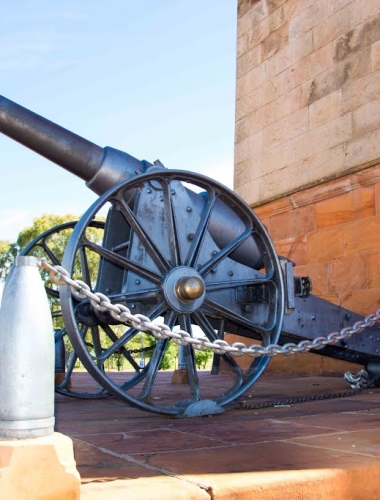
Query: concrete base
171,369,189,385
0,432,81,500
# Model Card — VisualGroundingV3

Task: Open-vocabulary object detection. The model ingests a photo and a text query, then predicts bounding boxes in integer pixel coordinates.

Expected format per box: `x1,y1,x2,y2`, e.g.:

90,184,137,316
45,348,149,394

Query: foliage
0,213,216,374
194,348,213,369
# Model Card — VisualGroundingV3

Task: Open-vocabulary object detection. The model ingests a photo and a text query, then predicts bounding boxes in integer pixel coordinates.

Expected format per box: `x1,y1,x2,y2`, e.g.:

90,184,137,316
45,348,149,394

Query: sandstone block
263,140,292,175
313,0,361,51
344,128,380,169
343,216,380,256
269,204,315,240
343,69,380,112
260,159,309,202
326,0,360,16
289,2,327,43
376,181,380,215
333,10,380,63
309,90,343,129
340,286,380,315
353,98,380,137
237,45,262,79
328,255,367,293
273,31,313,75
371,40,380,71
261,23,289,61
368,251,380,288
305,48,371,106
275,234,308,265
315,186,375,229
0,433,80,500
307,226,345,263
292,115,351,164
294,262,329,294
361,0,380,21
264,107,308,148
238,0,269,34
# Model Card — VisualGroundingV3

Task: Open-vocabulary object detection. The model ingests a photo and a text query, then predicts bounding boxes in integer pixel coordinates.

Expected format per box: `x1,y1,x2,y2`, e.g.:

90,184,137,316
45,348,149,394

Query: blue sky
0,1,237,242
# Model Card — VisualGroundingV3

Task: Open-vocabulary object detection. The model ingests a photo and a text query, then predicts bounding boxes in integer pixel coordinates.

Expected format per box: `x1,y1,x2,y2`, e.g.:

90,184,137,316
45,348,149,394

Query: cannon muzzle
0,96,147,195
0,95,263,268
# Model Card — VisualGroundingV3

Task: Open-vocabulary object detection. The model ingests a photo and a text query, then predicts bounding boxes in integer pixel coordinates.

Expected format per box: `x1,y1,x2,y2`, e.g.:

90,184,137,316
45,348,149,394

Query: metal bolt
212,250,217,256
344,313,351,320
131,304,136,309
106,288,111,293
171,190,176,195
311,315,316,320
135,280,140,285
187,233,195,241
147,188,152,194
228,271,234,276
186,206,192,212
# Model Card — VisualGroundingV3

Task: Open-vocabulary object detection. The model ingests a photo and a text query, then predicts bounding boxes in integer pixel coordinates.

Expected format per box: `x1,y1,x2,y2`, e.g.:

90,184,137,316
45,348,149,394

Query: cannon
1,95,379,417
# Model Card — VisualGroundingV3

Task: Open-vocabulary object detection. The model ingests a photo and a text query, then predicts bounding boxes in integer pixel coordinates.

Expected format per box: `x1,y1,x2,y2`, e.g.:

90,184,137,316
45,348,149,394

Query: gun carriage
0,95,379,417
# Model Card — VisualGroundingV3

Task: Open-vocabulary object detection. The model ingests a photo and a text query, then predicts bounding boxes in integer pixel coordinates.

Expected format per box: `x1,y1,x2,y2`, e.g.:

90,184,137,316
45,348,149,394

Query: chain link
39,259,380,358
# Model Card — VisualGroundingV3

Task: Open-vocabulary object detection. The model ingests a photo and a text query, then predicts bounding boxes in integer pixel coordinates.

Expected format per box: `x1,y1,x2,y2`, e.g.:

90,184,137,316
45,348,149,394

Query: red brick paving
54,372,380,499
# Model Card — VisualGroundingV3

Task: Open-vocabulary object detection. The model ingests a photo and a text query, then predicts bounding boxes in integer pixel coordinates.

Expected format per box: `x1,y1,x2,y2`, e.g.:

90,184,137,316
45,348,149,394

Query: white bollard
0,256,55,438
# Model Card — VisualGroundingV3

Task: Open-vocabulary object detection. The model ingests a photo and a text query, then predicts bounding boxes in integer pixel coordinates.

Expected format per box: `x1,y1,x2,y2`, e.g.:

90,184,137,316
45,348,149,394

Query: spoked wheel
20,220,151,398
61,170,285,416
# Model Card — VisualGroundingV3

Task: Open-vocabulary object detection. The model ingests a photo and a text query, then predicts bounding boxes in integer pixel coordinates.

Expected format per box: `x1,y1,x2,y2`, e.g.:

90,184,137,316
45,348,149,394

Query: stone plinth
0,432,80,500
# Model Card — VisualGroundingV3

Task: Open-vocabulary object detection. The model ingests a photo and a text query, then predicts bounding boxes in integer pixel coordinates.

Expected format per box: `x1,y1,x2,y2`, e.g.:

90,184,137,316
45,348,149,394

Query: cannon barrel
0,96,146,195
0,95,263,268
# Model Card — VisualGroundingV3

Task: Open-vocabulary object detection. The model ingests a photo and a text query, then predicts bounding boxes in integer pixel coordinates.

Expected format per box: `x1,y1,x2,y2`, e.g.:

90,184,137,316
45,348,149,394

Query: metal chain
83,340,155,356
234,387,367,410
39,259,380,358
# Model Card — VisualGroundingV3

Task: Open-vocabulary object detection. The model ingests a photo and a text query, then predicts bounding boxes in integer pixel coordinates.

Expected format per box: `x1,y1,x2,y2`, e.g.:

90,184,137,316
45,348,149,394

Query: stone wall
235,0,380,206
232,0,380,374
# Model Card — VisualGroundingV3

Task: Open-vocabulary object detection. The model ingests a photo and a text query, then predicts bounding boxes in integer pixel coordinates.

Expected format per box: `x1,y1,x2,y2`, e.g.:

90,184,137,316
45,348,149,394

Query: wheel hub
163,267,206,313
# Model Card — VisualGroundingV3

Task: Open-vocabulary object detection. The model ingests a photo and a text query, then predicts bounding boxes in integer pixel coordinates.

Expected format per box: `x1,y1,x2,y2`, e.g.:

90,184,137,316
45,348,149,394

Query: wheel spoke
193,311,243,378
163,180,181,266
83,240,162,284
115,195,171,274
40,241,61,266
137,311,176,400
203,298,271,344
184,189,217,268
77,243,92,286
101,323,141,371
179,315,200,402
205,277,271,292
94,300,168,361
199,228,254,277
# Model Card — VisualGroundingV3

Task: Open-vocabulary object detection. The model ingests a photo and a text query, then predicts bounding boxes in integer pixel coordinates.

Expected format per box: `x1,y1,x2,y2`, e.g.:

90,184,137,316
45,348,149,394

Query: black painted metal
2,93,380,416
281,295,380,364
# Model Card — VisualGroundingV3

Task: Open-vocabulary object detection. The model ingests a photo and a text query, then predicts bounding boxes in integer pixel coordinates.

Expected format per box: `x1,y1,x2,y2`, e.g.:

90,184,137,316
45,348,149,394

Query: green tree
0,214,190,372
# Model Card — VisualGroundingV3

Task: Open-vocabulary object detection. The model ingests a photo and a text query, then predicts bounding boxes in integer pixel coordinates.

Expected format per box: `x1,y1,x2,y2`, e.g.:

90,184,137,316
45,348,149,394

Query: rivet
135,280,140,285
